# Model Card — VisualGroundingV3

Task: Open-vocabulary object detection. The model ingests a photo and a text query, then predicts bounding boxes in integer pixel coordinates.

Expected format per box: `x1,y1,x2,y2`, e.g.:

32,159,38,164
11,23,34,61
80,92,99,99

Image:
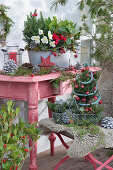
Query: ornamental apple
82,98,86,102
75,84,78,88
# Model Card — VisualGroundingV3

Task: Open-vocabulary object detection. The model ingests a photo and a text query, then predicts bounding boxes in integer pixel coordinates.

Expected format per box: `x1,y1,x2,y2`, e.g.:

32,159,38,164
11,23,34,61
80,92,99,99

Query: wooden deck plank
22,143,113,170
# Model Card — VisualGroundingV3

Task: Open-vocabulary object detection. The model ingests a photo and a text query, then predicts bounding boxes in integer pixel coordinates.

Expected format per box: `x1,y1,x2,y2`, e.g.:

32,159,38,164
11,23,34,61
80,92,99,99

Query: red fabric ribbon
9,52,17,64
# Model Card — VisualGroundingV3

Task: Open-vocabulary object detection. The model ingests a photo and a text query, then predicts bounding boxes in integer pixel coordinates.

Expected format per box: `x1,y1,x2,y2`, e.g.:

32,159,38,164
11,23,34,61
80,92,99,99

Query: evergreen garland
0,4,14,40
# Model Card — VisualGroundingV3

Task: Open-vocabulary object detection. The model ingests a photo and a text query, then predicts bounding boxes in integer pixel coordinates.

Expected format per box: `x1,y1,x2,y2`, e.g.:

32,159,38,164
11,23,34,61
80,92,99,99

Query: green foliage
23,10,80,52
37,67,51,75
50,71,75,88
0,4,14,39
0,101,41,170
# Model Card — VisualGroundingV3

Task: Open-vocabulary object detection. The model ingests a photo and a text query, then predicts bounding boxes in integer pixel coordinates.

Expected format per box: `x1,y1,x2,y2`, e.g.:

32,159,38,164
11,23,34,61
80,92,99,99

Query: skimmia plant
51,0,113,66
0,101,41,170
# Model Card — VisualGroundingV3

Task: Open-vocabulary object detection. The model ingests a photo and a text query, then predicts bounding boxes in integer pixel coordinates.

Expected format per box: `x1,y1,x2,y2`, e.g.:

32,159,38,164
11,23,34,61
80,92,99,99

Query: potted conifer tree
23,10,80,67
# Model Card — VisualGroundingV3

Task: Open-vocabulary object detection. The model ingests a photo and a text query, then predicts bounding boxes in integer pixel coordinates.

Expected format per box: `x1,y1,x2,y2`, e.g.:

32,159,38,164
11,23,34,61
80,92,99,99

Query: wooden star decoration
39,55,55,68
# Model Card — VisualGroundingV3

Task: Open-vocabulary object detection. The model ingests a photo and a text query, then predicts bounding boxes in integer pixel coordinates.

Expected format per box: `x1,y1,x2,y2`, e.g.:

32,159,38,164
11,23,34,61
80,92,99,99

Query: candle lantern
1,45,24,66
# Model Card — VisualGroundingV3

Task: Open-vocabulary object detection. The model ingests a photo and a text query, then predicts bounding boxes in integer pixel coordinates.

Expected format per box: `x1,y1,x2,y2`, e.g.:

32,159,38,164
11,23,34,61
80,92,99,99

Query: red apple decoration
89,107,92,111
76,97,80,101
94,86,96,90
86,91,89,94
99,100,102,104
75,84,78,88
86,74,89,77
85,108,89,112
81,85,84,88
82,98,86,102
93,96,97,100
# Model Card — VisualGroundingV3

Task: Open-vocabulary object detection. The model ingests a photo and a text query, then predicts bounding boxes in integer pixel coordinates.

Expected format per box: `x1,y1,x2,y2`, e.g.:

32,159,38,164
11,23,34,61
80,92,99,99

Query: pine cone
75,62,81,70
32,65,40,74
3,59,17,74
102,117,113,129
22,63,33,69
30,41,37,49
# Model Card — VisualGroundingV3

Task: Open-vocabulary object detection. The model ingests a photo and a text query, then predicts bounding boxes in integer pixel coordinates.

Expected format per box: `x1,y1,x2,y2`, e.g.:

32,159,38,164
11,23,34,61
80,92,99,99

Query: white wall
0,0,82,153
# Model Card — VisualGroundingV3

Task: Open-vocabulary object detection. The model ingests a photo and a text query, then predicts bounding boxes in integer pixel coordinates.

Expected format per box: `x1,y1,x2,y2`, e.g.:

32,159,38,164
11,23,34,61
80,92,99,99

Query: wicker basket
52,112,101,125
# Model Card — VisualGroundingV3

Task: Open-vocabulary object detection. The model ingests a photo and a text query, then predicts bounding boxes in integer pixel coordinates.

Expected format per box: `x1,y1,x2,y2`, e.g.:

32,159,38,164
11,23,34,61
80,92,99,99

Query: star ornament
39,55,55,68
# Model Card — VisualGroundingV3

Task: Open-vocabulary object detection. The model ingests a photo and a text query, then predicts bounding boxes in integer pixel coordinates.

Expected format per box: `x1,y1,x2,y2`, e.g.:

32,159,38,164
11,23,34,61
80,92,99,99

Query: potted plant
23,10,80,67
51,0,113,116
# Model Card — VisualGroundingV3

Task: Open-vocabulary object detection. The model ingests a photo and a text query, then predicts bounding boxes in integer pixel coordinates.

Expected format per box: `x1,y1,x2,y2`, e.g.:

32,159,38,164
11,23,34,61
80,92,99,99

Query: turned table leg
28,82,38,170
48,97,56,156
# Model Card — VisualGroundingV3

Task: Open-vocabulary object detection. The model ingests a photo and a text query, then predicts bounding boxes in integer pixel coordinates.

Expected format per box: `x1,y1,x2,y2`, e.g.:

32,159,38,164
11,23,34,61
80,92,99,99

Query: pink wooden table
0,67,101,170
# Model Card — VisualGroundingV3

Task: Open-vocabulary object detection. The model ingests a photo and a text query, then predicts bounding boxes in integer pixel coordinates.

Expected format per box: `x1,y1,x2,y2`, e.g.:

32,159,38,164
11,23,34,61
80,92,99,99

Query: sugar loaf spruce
72,63,102,124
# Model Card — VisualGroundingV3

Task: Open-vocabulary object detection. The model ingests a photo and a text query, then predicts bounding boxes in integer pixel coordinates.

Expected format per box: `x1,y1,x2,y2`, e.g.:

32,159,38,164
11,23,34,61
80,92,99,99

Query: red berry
10,167,13,170
86,74,89,77
3,145,7,149
0,116,2,118
25,149,29,152
86,91,89,94
52,52,57,57
93,96,97,100
94,86,96,90
82,98,86,102
76,97,80,101
74,54,77,58
30,74,34,77
11,133,13,137
89,107,92,111
81,85,84,88
75,84,78,88
63,37,67,41
73,80,75,83
60,49,64,54
23,136,25,138
99,100,102,104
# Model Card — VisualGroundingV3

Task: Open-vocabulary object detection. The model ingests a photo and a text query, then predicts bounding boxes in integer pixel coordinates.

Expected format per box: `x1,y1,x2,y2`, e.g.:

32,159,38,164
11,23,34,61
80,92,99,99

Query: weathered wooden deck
22,141,113,170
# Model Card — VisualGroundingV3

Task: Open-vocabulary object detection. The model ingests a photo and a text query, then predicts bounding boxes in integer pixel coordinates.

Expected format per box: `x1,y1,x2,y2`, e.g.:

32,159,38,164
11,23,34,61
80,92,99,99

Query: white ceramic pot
28,50,71,68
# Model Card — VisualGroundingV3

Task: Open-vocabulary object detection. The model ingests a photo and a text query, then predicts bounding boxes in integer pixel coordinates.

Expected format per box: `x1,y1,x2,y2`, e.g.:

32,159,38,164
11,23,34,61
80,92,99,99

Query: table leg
28,82,38,170
48,97,56,156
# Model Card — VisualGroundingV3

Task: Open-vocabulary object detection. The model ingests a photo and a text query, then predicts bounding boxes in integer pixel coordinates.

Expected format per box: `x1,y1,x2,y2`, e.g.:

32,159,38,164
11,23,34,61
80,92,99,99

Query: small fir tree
72,63,102,115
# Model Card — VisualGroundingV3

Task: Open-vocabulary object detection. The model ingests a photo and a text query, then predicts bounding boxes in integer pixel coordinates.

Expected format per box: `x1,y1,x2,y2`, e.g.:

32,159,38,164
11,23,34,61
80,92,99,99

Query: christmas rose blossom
31,36,40,44
48,30,53,40
41,36,48,44
38,29,43,35
50,41,56,47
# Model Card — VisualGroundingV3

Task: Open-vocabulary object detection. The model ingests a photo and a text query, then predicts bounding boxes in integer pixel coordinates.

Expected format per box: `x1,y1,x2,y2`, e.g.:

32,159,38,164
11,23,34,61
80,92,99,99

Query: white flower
48,30,53,40
50,41,56,47
41,36,48,44
31,36,40,44
39,29,43,35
